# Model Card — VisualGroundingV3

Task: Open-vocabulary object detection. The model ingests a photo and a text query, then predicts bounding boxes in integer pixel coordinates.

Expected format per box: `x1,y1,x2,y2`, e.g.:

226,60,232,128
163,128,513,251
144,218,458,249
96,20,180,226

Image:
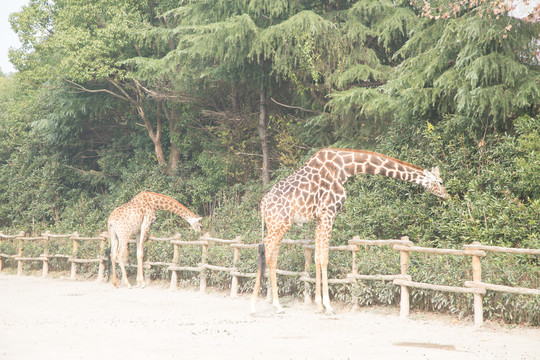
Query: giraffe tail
258,243,266,290
105,246,111,282
107,221,118,283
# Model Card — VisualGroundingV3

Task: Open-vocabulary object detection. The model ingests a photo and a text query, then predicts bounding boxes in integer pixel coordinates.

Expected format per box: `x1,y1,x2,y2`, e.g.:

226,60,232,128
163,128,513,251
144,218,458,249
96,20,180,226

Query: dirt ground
0,274,539,360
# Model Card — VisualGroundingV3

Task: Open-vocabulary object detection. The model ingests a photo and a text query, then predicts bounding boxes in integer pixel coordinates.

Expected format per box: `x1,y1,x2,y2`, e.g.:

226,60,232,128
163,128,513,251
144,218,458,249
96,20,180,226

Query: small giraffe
251,148,449,314
107,191,202,288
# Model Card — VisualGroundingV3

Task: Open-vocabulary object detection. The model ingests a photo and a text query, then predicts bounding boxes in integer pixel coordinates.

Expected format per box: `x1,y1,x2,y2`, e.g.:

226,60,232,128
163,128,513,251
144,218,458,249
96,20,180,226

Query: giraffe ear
431,166,440,177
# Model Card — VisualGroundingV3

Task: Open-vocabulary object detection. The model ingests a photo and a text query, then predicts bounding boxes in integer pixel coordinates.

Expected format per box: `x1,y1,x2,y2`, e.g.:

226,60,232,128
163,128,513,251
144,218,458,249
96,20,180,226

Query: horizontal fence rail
1,231,539,327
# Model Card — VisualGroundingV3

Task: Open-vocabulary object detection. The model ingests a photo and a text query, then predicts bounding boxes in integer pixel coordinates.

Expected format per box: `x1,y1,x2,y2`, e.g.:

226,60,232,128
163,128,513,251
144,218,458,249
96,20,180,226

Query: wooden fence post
399,236,411,319
350,244,359,310
17,232,24,276
42,231,50,277
469,241,484,327
170,234,181,290
230,236,242,298
71,232,79,280
303,244,313,305
199,233,209,292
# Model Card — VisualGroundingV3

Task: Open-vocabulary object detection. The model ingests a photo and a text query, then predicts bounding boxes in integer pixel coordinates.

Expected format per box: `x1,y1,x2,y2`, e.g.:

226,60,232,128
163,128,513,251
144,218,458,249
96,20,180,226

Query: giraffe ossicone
251,148,449,315
107,191,202,288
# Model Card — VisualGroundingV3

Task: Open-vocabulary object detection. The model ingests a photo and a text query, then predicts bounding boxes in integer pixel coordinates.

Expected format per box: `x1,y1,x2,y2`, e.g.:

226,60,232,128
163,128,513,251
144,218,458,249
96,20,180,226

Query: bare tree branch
270,98,324,115
62,78,130,102
235,151,263,157
63,164,115,177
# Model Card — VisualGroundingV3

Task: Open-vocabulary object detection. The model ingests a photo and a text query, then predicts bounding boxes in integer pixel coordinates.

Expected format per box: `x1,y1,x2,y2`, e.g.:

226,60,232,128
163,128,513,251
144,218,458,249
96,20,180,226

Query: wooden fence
1,231,539,327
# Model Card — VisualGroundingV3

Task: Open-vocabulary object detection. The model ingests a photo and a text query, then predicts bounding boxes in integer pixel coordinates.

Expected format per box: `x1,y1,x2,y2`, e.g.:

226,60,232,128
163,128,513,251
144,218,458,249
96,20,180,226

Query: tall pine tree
364,4,539,137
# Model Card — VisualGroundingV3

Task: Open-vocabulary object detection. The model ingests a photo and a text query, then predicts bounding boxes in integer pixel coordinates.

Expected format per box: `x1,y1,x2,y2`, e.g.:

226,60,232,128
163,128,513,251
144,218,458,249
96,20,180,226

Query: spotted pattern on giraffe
107,191,202,288
251,148,449,314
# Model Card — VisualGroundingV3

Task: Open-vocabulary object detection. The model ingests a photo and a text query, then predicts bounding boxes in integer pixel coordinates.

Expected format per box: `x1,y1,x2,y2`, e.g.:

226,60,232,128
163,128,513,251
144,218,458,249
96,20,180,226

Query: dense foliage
0,0,538,324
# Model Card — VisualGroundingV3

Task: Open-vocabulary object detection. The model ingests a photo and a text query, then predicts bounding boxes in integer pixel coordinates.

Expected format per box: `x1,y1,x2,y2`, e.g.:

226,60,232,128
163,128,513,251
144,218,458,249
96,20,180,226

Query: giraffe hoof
325,308,336,316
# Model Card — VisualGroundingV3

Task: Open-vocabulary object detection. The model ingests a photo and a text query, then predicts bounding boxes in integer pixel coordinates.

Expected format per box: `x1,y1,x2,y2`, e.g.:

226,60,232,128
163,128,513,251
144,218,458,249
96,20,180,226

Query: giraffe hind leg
315,218,335,315
251,224,288,314
250,244,266,314
117,236,131,288
111,256,118,288
266,224,290,314
109,226,119,287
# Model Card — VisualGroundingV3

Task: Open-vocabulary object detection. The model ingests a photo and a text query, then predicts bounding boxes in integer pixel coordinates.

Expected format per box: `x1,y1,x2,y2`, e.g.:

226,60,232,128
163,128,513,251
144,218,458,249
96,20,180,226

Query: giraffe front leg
135,241,146,288
315,218,334,315
135,238,147,288
267,248,284,314
265,226,287,314
136,220,152,288
321,255,334,315
314,261,323,313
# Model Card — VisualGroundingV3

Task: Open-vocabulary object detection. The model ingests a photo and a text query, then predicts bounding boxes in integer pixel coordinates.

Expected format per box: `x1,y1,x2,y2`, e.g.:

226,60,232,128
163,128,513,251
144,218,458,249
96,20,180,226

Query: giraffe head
187,217,203,232
422,166,450,200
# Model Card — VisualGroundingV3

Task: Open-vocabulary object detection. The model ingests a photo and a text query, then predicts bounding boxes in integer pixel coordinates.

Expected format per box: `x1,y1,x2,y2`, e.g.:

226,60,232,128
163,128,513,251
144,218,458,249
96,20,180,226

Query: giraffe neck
142,192,198,219
331,149,427,186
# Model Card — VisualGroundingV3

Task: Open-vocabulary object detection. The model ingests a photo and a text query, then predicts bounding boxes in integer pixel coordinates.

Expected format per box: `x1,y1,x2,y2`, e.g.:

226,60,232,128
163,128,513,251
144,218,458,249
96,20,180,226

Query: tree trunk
166,105,181,175
151,133,167,169
258,87,270,187
136,103,167,169
232,85,239,113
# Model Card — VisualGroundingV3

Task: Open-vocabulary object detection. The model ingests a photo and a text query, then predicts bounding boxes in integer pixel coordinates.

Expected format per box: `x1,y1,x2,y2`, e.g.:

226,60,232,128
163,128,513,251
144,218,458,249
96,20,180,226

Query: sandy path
0,274,538,360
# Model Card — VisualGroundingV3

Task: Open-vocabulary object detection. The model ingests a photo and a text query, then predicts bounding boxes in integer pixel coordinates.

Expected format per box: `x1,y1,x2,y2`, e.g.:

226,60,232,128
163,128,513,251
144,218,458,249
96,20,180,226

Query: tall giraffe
107,191,202,288
251,148,449,314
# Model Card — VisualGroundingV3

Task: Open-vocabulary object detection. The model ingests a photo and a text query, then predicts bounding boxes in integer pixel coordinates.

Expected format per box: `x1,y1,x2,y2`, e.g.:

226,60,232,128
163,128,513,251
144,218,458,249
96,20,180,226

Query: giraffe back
107,194,152,235
262,150,349,225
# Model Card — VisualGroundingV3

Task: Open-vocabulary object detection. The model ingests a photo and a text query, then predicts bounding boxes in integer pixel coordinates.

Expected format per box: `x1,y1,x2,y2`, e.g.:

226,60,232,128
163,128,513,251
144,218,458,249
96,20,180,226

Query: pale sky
0,0,29,75
510,0,540,17
0,0,537,75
